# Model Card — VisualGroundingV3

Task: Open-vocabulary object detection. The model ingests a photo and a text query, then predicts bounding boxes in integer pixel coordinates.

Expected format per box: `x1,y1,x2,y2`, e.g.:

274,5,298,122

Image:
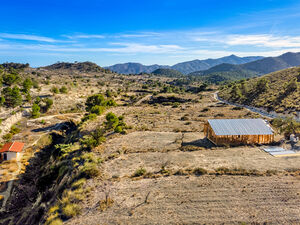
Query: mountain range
190,52,300,81
106,55,263,74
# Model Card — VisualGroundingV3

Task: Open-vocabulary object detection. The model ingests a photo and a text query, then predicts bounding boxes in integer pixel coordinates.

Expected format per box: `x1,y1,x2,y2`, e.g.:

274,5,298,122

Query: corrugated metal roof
207,119,273,136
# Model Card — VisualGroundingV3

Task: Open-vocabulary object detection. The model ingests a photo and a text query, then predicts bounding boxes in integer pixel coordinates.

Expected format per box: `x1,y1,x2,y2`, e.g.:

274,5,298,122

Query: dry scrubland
66,83,299,224
0,66,299,225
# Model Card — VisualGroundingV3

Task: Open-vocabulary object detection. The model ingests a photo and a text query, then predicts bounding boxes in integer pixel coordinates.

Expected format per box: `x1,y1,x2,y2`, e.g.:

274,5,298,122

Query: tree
285,78,298,95
22,78,32,93
3,73,20,86
105,112,119,130
44,98,53,112
230,84,242,100
256,78,269,93
90,105,105,115
25,93,32,102
3,86,22,107
31,103,40,118
85,94,106,111
272,117,300,138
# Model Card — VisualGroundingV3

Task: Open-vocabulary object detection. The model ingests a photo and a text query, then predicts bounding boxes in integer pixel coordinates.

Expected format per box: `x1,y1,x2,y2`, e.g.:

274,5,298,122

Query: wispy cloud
65,34,105,39
225,34,300,48
0,33,58,43
0,42,184,54
115,32,161,38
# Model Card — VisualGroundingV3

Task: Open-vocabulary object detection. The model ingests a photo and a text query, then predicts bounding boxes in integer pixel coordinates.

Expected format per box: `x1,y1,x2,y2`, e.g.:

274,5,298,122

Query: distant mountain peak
107,55,263,75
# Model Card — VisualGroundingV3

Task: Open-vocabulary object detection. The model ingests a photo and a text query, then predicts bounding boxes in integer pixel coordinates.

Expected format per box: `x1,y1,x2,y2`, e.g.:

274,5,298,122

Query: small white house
0,142,24,161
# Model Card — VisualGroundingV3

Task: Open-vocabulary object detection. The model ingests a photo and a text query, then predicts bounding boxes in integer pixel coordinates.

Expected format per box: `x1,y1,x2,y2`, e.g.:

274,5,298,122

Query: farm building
204,119,274,145
0,142,24,161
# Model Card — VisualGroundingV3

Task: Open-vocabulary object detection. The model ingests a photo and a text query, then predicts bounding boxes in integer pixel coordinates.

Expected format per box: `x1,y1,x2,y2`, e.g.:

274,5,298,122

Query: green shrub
105,112,119,130
133,167,146,177
62,203,80,218
32,103,41,118
10,125,20,135
81,113,97,123
114,126,123,133
85,94,106,111
59,86,68,94
80,162,99,178
51,86,59,94
48,218,63,225
90,105,105,115
3,133,13,141
71,178,86,189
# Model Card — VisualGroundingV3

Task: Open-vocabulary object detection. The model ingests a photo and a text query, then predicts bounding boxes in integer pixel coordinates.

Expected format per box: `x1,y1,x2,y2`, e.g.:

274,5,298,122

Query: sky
1,0,300,67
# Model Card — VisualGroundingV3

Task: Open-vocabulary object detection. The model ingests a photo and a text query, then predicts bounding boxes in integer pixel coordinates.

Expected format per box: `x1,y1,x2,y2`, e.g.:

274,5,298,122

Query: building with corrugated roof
204,119,274,145
0,142,25,161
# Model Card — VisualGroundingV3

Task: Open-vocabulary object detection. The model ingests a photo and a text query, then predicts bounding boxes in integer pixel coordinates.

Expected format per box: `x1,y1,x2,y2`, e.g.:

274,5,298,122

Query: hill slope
42,61,109,73
218,66,300,114
172,55,263,74
189,52,300,83
106,55,263,75
152,68,184,77
189,63,259,83
240,52,300,74
106,63,170,74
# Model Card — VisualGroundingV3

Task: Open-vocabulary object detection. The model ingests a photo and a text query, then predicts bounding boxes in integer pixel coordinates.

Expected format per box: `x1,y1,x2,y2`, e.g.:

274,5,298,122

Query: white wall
3,152,20,161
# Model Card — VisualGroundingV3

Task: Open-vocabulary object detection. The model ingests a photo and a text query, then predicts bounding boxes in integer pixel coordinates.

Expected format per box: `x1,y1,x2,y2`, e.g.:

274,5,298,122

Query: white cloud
225,34,300,48
66,34,105,39
0,33,58,42
0,42,184,54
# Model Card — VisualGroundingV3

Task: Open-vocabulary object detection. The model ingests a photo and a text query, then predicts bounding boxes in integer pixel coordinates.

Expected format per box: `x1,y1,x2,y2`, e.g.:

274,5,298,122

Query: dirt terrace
68,175,300,225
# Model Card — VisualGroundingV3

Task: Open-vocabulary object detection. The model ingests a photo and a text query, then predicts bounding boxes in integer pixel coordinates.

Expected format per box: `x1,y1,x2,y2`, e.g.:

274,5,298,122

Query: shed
204,119,274,145
0,142,24,161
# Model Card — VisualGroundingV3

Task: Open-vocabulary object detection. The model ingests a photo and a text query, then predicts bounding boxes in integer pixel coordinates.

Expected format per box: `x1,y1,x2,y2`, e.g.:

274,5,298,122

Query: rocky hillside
240,52,300,75
106,55,263,74
189,52,300,83
189,63,259,83
218,66,300,115
152,68,184,77
42,62,110,73
106,63,170,74
172,55,262,74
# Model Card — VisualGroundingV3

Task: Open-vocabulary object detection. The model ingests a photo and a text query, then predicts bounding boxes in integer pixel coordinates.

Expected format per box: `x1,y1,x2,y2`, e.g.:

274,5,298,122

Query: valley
0,61,299,224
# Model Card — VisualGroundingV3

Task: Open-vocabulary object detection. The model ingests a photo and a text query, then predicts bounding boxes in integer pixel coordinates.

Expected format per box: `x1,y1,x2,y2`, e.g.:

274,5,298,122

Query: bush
51,87,59,94
59,86,68,94
90,105,105,115
62,203,80,218
85,94,106,111
10,125,20,135
80,162,99,178
31,103,41,118
3,133,13,141
133,167,146,177
105,112,119,130
81,113,97,123
48,218,63,225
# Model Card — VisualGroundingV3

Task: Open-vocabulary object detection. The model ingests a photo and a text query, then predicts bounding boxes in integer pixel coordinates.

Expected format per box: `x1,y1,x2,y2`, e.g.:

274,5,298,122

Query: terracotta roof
0,142,25,153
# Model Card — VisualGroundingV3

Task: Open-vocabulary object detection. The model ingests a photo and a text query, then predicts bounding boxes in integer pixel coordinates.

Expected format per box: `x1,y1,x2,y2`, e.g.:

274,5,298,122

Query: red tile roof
0,142,25,153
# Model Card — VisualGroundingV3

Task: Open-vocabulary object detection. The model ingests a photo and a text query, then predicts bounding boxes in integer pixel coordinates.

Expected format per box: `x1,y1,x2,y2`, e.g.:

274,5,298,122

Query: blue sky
1,0,300,67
